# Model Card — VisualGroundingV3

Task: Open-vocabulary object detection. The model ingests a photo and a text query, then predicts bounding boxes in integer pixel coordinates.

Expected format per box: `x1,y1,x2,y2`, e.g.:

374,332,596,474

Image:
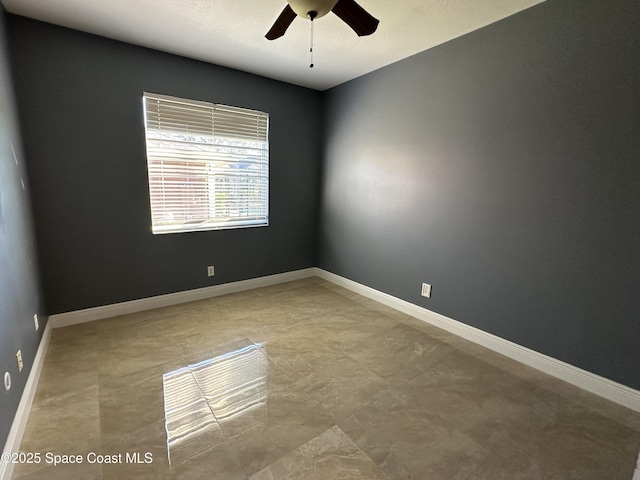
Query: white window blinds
143,92,269,234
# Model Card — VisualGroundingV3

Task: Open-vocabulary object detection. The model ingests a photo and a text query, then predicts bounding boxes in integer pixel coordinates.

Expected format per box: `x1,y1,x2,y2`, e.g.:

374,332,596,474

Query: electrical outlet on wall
34,314,39,331
16,350,23,372
421,283,432,298
207,265,215,277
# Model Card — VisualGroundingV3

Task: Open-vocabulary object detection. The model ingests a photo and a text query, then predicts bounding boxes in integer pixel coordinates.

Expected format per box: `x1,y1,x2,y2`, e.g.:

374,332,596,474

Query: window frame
142,92,269,235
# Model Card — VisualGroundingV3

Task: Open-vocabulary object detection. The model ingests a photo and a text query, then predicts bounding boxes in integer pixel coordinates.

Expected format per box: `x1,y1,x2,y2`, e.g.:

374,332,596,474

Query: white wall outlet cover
4,372,10,391
207,266,215,277
34,314,39,331
421,283,432,298
16,350,23,372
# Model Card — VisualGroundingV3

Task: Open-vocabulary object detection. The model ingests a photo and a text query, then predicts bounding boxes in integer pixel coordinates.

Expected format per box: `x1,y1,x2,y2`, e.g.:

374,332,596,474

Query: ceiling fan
265,0,379,40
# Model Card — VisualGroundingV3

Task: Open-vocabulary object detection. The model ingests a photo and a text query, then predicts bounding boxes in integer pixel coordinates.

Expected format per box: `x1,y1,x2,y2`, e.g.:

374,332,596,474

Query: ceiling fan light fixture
288,0,339,19
265,0,379,42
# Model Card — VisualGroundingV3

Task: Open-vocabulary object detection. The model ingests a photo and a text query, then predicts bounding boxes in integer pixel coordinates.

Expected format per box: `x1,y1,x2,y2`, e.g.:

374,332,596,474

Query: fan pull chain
309,11,317,68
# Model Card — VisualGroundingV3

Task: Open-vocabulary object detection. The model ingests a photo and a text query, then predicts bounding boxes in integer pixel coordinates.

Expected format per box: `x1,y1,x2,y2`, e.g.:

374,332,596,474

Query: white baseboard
1,321,52,480
315,269,640,413
50,268,317,328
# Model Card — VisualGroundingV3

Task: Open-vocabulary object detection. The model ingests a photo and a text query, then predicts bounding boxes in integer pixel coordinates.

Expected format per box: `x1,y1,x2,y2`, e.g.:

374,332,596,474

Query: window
142,92,269,234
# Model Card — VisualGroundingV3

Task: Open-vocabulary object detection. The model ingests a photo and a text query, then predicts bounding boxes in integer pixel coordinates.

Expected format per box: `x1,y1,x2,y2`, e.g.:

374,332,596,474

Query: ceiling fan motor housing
288,0,339,19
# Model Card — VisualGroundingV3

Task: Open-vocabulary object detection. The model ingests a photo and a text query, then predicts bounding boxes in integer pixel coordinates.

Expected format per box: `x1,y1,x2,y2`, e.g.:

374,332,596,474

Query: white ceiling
1,0,545,91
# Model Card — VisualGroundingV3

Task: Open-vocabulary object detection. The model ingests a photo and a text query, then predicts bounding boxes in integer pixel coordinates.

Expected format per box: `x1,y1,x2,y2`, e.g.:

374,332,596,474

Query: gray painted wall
0,6,46,452
319,0,640,389
6,16,323,315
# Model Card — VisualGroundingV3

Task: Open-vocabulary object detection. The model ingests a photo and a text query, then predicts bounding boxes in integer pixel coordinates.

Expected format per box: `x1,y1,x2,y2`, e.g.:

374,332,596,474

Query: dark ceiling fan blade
332,0,379,36
266,5,297,40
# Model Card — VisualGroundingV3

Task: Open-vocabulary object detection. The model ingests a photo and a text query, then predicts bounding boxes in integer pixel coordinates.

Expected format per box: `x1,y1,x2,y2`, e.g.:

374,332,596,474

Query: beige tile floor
11,277,640,479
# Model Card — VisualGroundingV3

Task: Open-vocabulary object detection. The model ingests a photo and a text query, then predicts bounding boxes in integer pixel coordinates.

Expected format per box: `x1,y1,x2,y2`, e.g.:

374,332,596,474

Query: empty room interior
1,0,640,479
